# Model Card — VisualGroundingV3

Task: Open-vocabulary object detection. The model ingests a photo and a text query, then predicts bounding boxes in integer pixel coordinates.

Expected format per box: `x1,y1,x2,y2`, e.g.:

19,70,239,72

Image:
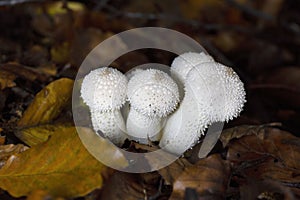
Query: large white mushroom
80,67,128,146
159,62,246,155
126,69,179,144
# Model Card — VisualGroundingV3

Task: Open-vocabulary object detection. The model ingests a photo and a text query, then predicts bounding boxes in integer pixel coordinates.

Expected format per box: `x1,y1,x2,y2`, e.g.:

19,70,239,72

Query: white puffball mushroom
171,52,214,99
126,69,180,144
186,62,246,122
160,62,246,155
80,67,128,146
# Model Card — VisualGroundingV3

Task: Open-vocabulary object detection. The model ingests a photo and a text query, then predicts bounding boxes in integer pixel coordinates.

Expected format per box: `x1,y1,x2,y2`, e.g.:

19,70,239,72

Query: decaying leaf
170,154,231,199
226,126,300,197
158,158,192,185
0,144,29,169
226,127,300,169
0,126,108,198
220,123,281,147
99,172,163,200
76,127,128,171
18,78,74,127
16,125,69,146
0,63,49,82
0,70,16,90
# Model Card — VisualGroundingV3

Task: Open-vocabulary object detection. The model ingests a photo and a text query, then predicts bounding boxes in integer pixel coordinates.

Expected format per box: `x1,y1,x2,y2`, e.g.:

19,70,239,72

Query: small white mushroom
80,67,128,146
126,69,179,144
171,52,214,99
159,62,246,155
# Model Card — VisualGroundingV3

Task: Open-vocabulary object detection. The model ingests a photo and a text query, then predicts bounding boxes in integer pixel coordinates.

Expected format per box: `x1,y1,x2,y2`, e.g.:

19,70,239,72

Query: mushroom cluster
80,52,246,155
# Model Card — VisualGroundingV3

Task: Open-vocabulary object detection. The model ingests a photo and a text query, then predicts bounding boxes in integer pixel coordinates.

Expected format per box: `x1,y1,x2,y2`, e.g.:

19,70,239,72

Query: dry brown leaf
170,154,231,199
18,78,74,127
220,123,281,147
0,126,114,198
226,126,300,196
16,125,69,146
0,62,49,82
227,127,300,169
0,144,29,169
158,158,192,185
99,172,162,200
0,70,16,90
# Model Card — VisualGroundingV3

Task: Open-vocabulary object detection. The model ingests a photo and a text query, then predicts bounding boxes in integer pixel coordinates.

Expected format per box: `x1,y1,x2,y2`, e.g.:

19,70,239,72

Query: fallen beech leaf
99,172,162,200
0,70,16,90
227,127,300,169
239,179,294,200
0,144,29,169
220,123,281,147
0,63,49,82
170,154,231,199
16,125,69,146
226,126,300,196
76,127,128,171
0,126,108,198
18,78,74,127
158,158,192,185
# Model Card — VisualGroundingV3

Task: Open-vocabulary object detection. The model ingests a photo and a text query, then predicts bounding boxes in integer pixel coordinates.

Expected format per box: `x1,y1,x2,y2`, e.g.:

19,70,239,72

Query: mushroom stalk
126,108,163,143
91,109,127,146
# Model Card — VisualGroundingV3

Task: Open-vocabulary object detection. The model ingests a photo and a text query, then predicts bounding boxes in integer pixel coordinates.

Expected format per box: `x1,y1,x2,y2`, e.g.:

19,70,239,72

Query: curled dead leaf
170,154,231,199
18,78,74,127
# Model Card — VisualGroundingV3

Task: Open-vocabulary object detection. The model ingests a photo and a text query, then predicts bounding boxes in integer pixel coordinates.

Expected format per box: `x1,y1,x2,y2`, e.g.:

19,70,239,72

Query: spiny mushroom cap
171,52,214,84
185,62,246,123
127,69,179,117
81,67,128,112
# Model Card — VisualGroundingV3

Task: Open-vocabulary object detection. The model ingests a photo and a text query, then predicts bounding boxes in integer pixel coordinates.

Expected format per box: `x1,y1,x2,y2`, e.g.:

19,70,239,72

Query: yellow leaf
0,126,113,198
18,78,74,127
16,125,68,147
0,144,29,169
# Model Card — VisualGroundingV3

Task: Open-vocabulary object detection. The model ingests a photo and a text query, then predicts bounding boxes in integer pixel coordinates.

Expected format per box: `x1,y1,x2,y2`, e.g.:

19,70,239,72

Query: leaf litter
0,0,300,199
